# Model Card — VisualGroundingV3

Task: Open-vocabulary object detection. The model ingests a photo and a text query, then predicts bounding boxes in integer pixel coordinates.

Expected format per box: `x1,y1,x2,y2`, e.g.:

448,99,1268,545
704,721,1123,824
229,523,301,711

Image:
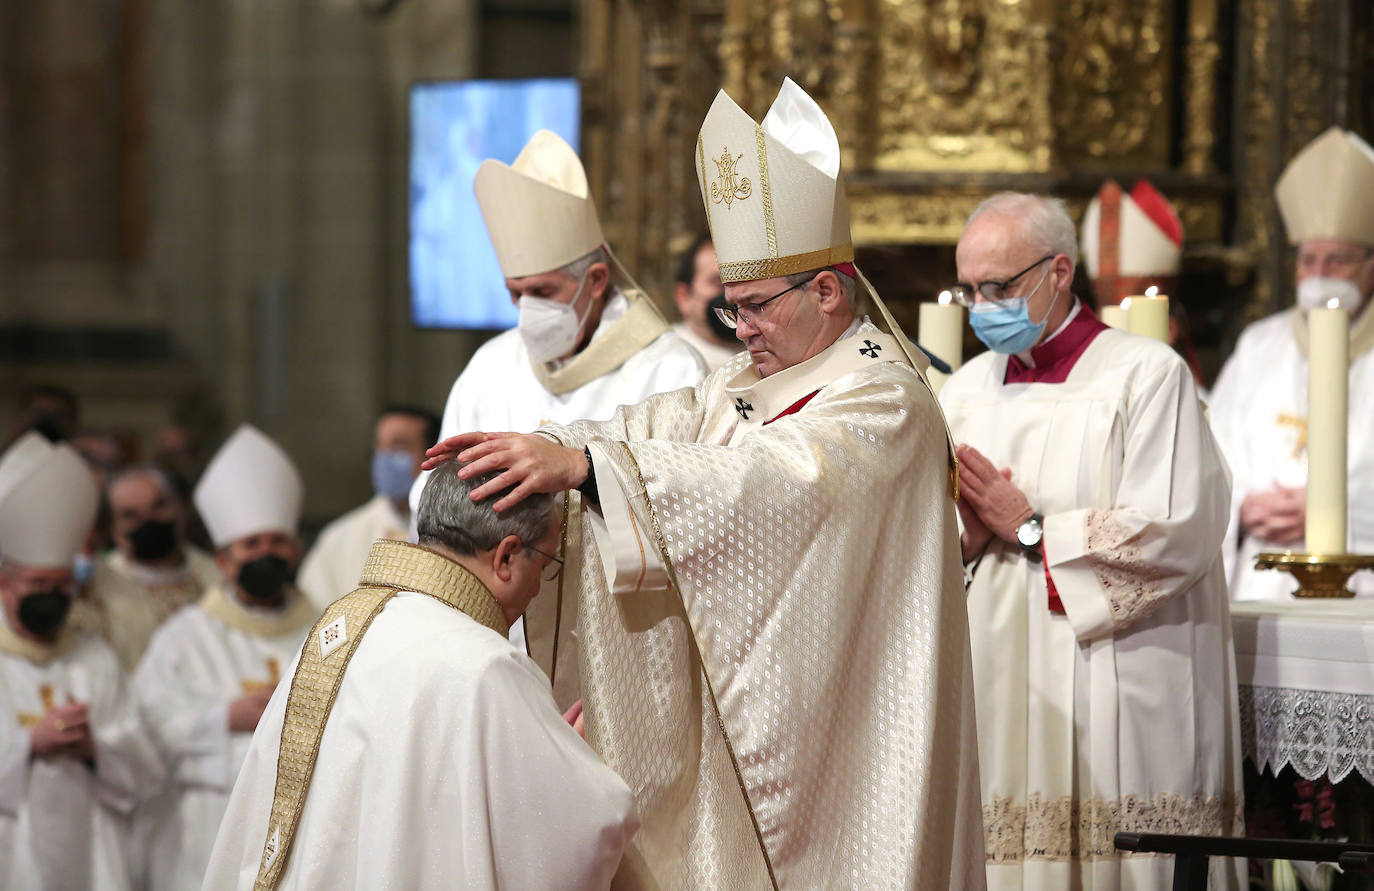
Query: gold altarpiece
578,0,1374,376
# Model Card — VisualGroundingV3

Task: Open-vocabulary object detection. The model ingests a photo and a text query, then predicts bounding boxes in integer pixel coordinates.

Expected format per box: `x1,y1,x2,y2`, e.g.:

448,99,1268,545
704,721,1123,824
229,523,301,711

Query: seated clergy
133,425,315,891
939,192,1242,890
0,434,163,890
204,460,638,889
87,465,221,670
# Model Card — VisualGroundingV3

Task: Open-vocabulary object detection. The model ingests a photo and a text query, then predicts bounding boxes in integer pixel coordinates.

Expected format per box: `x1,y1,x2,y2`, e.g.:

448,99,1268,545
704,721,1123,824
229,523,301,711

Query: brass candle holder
1254,552,1374,598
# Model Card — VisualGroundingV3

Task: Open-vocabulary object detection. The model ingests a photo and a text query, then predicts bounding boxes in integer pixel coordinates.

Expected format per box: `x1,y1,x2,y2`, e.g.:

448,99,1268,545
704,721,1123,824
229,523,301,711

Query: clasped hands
1239,485,1305,545
30,696,96,762
422,432,589,512
956,444,1034,562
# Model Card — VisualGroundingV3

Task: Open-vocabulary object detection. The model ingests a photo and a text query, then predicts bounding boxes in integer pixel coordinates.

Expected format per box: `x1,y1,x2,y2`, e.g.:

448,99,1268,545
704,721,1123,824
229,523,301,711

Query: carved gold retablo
1254,552,1374,599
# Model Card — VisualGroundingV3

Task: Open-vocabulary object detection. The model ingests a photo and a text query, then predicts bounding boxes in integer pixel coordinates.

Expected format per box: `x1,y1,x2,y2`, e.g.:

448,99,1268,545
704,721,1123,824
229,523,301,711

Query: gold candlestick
1255,552,1374,598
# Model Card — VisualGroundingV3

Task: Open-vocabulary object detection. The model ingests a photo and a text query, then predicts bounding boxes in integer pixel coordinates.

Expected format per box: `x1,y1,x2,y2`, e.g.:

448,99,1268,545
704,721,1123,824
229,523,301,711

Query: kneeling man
204,460,638,890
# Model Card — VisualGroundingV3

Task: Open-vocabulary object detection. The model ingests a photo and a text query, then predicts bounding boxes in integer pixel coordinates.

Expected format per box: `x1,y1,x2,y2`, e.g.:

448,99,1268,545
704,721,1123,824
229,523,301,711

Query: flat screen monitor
409,77,581,329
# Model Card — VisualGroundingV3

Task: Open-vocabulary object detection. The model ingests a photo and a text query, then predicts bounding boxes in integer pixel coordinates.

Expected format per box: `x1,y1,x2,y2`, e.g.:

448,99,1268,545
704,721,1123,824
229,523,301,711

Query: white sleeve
133,635,237,792
0,717,30,816
85,642,166,813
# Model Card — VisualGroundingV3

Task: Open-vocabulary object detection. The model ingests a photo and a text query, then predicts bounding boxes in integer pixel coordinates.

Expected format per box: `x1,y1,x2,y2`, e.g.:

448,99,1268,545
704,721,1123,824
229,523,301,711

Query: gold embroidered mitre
473,130,606,278
1275,127,1374,247
696,77,853,283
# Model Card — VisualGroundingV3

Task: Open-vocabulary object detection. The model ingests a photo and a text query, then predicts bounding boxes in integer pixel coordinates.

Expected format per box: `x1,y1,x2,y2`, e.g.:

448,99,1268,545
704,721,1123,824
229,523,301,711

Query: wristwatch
1015,513,1044,562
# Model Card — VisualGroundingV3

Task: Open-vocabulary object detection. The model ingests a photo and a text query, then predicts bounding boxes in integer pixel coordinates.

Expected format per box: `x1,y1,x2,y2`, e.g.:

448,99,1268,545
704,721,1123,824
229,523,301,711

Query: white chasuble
539,318,985,890
1210,308,1374,600
203,542,638,890
0,621,164,891
88,547,223,671
132,588,313,891
941,328,1243,891
297,494,407,613
410,290,707,699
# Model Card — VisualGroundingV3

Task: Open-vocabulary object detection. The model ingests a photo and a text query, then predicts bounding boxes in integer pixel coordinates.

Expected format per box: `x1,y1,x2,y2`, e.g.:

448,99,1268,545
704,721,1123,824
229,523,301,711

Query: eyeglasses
525,543,564,581
1297,248,1374,274
948,255,1055,308
713,271,822,330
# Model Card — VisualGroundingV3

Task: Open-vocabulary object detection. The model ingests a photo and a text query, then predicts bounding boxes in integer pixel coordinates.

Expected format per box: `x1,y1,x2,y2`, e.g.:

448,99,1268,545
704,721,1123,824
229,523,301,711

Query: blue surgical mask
371,450,418,501
969,267,1058,355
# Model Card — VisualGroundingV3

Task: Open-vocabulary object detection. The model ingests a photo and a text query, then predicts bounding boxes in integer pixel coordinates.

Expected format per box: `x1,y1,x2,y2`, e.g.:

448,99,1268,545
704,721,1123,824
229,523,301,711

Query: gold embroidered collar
199,584,317,639
529,290,671,395
0,609,77,664
723,319,899,427
358,540,509,637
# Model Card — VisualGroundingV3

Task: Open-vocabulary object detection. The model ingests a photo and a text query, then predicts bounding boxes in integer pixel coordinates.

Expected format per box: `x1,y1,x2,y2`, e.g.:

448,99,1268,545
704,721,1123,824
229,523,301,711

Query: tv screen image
409,77,581,330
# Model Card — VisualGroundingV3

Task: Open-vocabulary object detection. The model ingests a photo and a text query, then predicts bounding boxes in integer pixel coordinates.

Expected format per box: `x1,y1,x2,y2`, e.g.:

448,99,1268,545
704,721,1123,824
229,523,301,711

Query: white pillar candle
1127,294,1170,342
919,295,964,394
1100,304,1129,330
1306,304,1349,554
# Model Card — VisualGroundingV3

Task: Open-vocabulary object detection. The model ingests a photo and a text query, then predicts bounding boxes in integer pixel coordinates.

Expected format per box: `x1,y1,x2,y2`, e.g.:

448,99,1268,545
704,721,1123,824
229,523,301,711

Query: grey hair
108,464,179,499
416,460,555,557
784,267,858,311
965,192,1080,267
558,245,610,282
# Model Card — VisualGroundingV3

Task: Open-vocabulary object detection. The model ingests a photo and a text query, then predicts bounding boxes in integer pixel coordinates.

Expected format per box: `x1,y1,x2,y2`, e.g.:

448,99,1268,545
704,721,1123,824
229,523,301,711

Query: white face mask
1297,276,1364,313
516,271,593,363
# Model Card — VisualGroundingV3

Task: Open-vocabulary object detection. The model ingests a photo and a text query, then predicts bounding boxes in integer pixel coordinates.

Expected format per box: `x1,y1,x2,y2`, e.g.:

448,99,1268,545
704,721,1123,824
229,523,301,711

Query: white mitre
1081,179,1183,279
194,424,304,549
1275,126,1374,247
0,443,99,569
0,431,54,504
473,129,606,279
696,77,853,283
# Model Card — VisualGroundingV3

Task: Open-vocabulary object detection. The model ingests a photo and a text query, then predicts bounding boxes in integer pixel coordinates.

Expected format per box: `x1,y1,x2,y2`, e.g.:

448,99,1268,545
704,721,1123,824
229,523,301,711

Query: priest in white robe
423,78,983,890
1211,127,1374,600
940,192,1242,890
134,425,315,891
0,436,164,891
88,466,221,670
205,460,637,889
409,129,706,697
297,406,439,612
672,234,744,370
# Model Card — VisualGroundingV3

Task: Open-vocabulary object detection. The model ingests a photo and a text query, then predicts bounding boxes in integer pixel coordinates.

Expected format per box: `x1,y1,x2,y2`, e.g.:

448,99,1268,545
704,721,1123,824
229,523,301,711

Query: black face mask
237,555,294,606
18,590,72,637
129,519,179,562
705,294,737,344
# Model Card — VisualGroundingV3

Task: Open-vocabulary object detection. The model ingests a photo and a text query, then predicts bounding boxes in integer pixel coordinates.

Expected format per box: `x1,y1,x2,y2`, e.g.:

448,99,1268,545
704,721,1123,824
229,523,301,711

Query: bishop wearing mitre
1211,127,1374,599
425,77,984,889
133,425,315,890
409,129,706,689
0,433,163,890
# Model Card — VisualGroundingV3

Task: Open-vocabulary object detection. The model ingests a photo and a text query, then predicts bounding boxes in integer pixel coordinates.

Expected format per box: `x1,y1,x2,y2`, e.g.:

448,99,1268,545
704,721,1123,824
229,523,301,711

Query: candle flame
1120,297,1132,310
1144,285,1159,297
1328,297,1342,310
937,290,953,306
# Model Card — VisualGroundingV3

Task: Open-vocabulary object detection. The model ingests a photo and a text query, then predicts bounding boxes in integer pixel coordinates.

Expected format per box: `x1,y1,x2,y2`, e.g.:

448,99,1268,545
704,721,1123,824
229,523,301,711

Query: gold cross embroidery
1276,413,1308,460
17,684,57,729
240,657,281,695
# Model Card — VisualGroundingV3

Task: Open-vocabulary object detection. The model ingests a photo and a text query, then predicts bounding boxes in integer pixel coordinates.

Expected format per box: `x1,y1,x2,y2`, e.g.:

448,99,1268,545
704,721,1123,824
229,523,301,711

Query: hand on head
423,432,588,514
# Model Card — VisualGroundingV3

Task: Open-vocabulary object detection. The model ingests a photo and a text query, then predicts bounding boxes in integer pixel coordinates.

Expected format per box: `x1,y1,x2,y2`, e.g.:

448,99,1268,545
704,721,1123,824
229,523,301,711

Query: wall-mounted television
409,77,581,329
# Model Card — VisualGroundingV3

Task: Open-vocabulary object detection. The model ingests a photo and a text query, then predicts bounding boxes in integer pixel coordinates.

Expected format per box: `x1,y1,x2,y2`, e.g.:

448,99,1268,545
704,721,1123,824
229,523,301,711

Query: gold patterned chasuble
541,319,985,890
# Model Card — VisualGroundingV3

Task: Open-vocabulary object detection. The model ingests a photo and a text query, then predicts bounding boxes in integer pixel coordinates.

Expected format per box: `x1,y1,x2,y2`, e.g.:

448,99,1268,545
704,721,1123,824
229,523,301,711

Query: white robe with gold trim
132,589,312,891
88,547,222,671
540,318,984,889
941,328,1243,890
203,591,638,890
297,494,408,613
0,625,164,891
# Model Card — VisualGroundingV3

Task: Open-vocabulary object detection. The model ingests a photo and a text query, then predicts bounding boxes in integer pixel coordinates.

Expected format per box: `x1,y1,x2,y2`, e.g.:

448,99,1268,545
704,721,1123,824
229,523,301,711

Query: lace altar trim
982,791,1242,863
1084,509,1172,628
1240,684,1374,784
